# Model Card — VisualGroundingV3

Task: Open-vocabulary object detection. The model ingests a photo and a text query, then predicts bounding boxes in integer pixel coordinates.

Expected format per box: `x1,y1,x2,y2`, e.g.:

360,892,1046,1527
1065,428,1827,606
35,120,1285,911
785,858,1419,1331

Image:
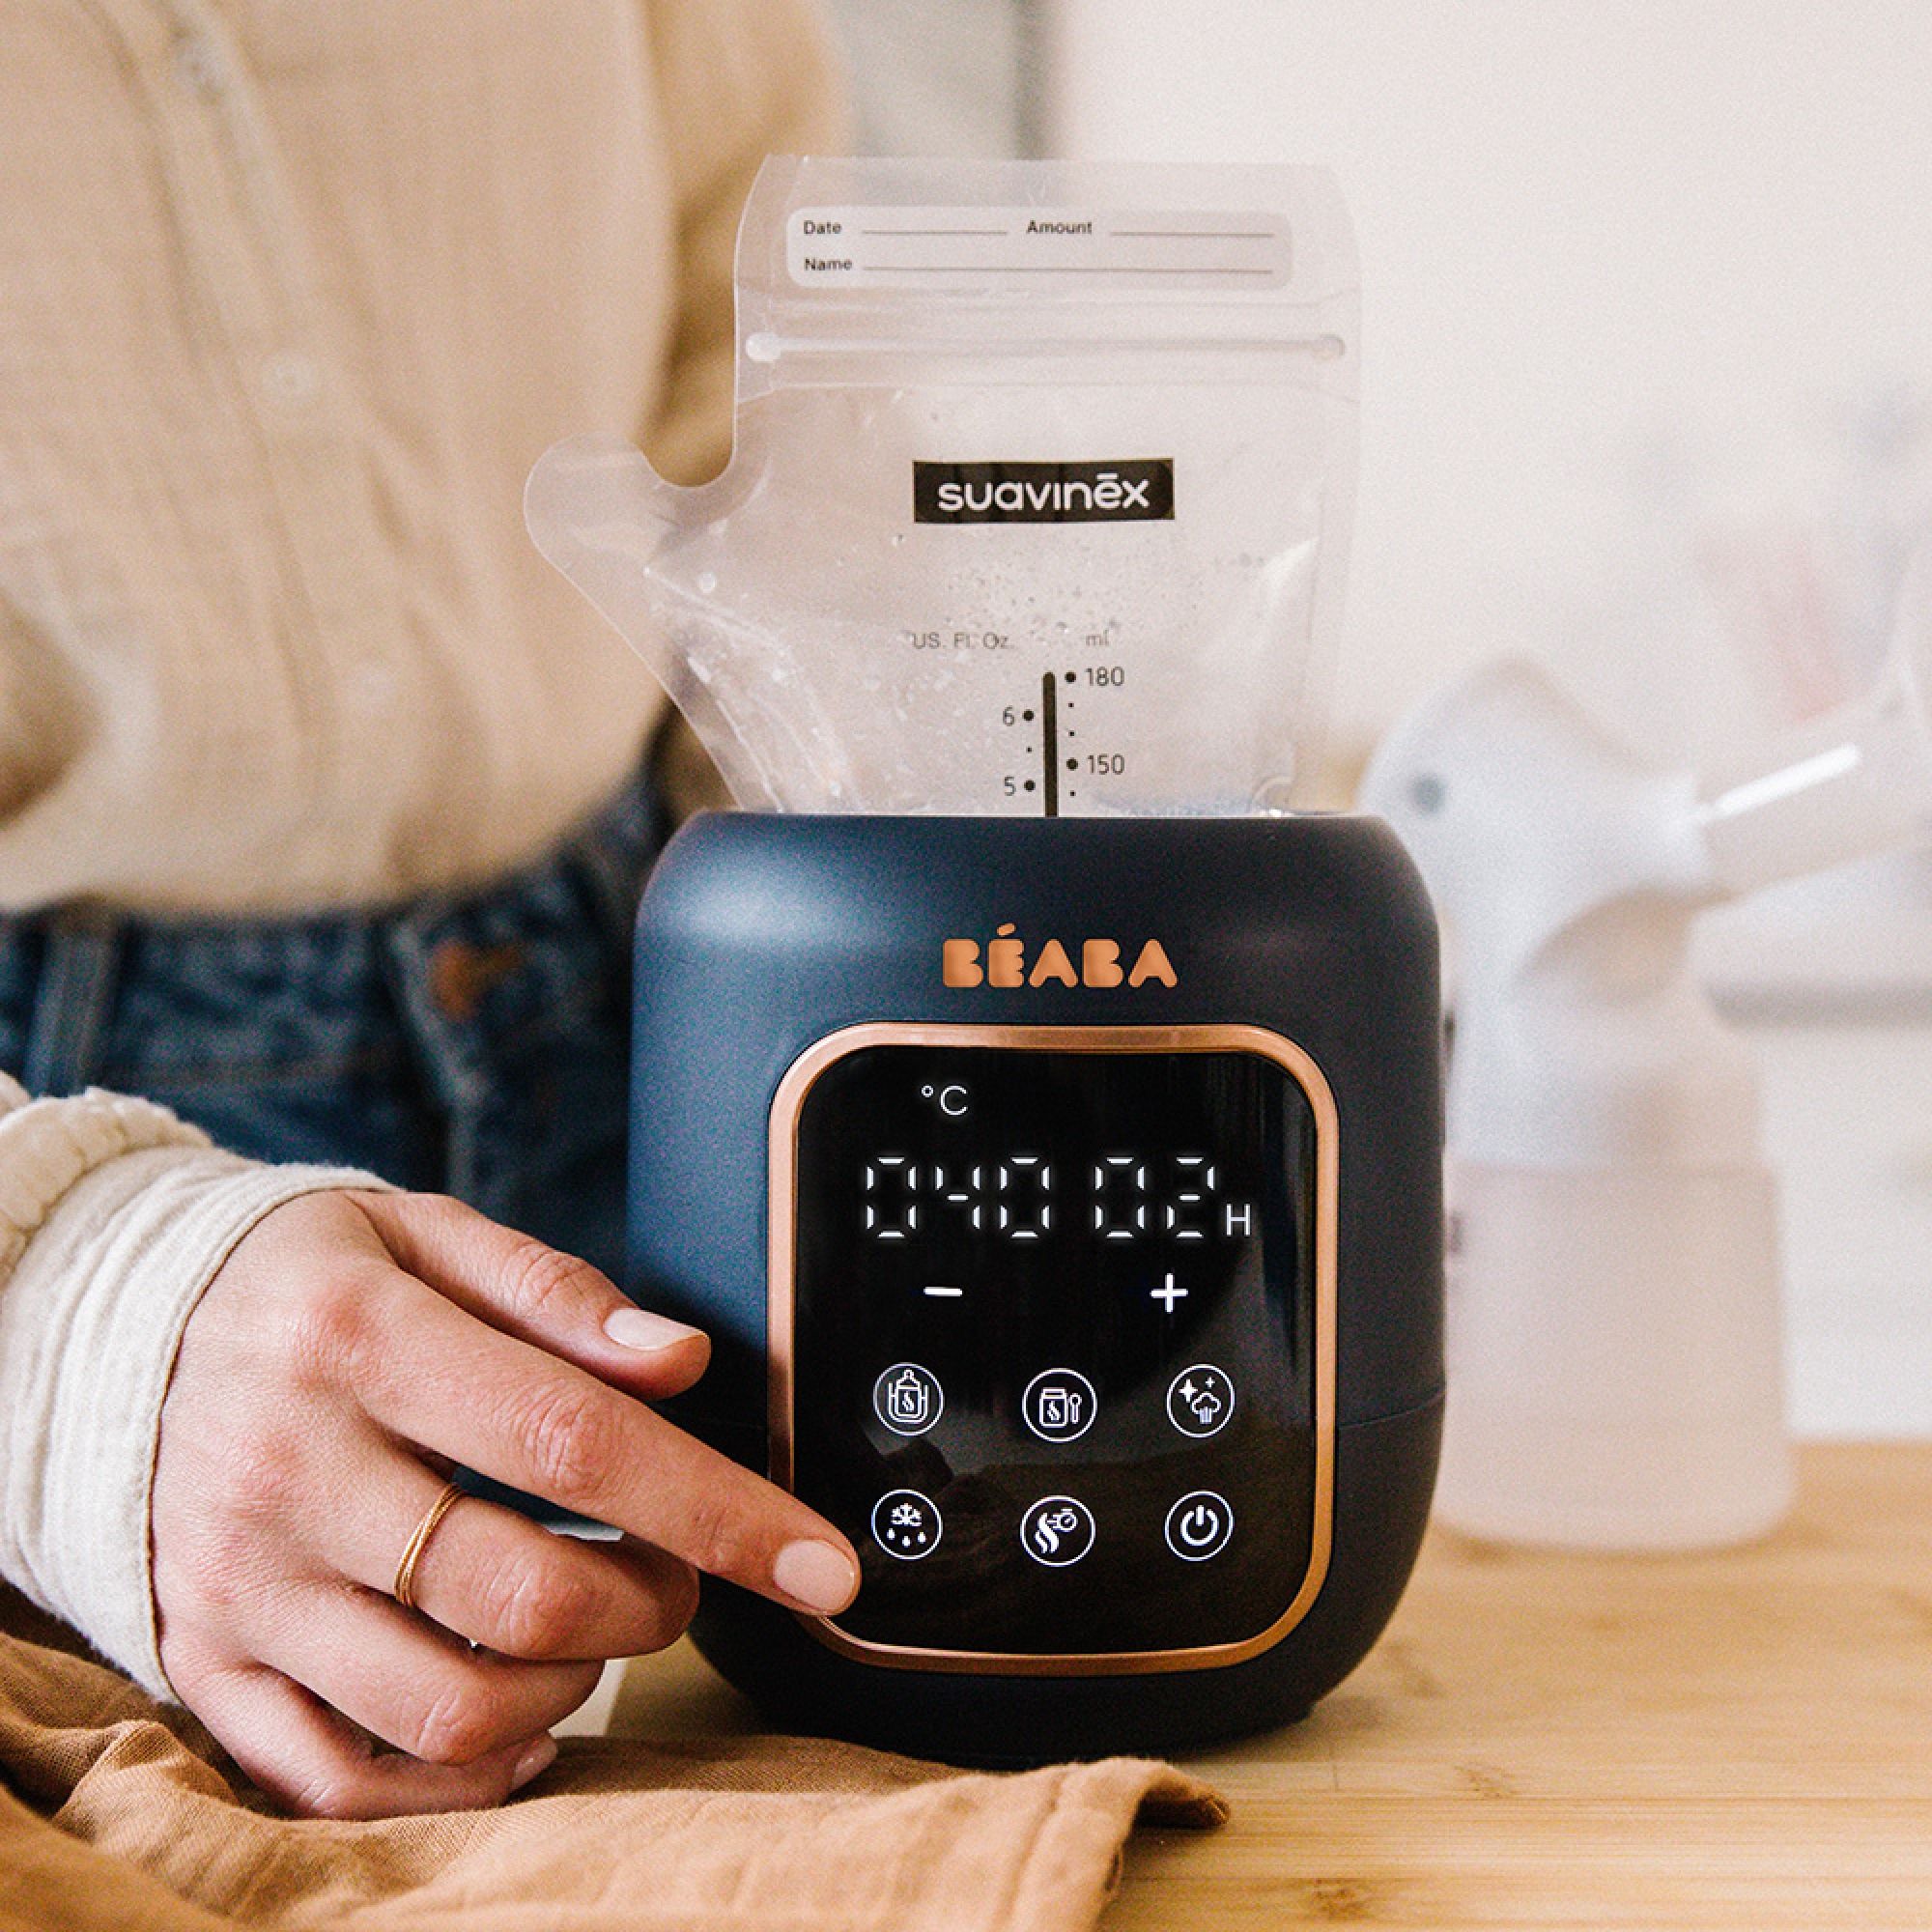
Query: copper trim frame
766,1021,1339,1678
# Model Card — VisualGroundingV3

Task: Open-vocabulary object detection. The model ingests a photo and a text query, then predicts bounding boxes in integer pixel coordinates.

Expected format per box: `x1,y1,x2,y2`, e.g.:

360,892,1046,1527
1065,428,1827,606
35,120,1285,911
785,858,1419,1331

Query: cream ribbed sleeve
0,1074,382,1696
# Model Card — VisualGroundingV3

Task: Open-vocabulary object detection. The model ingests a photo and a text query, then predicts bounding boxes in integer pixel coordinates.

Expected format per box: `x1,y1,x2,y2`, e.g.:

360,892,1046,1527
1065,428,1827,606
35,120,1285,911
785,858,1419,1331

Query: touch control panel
771,1027,1334,1669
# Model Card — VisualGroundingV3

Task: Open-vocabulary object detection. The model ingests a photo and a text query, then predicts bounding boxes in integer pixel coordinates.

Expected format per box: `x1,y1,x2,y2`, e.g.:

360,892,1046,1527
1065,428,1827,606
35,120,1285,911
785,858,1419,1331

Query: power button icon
1164,1491,1235,1562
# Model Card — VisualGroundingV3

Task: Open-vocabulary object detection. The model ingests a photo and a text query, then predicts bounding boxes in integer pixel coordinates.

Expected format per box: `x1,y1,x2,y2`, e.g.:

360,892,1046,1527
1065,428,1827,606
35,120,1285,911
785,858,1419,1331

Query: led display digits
787,1041,1321,1661
861,1153,1253,1244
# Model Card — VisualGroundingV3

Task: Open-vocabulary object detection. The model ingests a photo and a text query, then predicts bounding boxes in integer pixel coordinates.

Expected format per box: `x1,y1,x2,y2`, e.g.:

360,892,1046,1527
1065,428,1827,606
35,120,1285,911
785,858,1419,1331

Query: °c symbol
938,1084,969,1117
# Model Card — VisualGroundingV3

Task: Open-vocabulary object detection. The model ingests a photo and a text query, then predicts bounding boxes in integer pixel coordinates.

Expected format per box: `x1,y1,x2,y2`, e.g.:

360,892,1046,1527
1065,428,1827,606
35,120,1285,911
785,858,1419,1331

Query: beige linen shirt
0,0,840,1694
2,0,838,916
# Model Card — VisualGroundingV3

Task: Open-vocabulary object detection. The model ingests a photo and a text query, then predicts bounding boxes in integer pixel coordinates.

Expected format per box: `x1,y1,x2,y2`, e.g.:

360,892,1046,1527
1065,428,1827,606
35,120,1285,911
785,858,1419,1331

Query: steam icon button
873,1362,944,1436
1166,1364,1236,1439
1021,1495,1096,1569
1165,1491,1235,1562
1021,1368,1098,1443
871,1489,942,1561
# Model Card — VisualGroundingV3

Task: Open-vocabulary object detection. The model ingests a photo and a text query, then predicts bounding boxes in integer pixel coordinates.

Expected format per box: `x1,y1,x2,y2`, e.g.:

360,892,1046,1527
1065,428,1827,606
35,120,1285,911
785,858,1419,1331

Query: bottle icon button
1166,1364,1236,1439
1020,1368,1098,1443
1020,1495,1096,1568
871,1489,943,1560
1164,1491,1235,1561
872,1362,944,1436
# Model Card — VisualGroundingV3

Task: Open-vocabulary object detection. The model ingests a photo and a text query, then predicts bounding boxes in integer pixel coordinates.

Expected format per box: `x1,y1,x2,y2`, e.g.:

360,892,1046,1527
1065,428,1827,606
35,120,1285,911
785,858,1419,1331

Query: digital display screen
784,1041,1320,1660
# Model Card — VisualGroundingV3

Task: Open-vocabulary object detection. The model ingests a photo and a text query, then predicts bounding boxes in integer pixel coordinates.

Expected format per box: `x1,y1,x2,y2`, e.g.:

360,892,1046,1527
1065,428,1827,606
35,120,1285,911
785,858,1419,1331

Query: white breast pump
1361,546,1932,1548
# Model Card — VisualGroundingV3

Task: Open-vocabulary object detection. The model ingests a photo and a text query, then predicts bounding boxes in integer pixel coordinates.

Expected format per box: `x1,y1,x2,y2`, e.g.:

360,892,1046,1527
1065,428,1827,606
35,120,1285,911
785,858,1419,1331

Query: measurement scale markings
1040,671,1060,816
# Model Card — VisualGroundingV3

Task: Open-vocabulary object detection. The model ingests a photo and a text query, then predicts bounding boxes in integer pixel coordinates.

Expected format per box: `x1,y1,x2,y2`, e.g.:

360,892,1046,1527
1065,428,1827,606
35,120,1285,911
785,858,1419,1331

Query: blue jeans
0,772,664,1287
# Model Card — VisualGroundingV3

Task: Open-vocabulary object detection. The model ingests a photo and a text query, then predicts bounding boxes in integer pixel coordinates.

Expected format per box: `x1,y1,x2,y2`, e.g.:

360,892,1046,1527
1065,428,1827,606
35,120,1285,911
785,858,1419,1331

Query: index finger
352,1271,860,1617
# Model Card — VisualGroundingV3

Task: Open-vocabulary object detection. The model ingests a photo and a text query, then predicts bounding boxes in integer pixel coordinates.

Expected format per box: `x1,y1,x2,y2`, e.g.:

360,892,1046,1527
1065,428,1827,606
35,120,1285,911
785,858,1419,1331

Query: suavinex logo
914,459,1175,526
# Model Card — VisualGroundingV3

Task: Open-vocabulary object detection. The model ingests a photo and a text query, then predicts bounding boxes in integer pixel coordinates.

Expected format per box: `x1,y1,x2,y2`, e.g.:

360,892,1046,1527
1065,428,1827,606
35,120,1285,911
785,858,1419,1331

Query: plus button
1151,1272,1188,1313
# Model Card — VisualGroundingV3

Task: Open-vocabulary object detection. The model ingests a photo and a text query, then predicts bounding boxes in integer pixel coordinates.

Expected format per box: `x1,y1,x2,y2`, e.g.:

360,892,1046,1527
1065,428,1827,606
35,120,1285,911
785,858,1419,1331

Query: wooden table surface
612,1442,1932,1929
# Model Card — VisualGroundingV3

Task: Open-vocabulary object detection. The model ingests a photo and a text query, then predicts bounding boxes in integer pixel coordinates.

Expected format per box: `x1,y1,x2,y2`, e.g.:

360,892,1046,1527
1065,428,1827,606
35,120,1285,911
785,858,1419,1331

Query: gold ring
393,1480,464,1612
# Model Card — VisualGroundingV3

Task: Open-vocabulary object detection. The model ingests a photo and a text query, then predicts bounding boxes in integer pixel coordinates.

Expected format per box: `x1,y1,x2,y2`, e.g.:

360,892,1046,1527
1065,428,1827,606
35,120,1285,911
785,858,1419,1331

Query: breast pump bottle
1362,549,1931,1548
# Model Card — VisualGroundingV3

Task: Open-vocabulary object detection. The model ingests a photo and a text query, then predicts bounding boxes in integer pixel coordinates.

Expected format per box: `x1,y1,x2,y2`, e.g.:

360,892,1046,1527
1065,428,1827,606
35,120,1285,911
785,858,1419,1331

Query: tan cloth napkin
0,1599,1225,1932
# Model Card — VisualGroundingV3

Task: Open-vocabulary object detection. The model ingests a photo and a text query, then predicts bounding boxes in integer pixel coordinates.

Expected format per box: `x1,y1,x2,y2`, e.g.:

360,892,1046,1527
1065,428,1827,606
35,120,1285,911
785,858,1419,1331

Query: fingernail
603,1307,705,1352
773,1539,861,1613
510,1734,557,1792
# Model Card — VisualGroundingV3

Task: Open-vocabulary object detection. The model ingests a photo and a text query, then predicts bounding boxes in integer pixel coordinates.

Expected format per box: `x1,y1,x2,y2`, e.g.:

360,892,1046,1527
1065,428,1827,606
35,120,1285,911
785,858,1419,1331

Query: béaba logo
943,924,1179,990
914,459,1174,525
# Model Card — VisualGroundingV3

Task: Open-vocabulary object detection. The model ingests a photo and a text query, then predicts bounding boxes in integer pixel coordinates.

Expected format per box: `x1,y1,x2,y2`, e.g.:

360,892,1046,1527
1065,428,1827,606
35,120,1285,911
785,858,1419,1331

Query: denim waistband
0,770,666,1237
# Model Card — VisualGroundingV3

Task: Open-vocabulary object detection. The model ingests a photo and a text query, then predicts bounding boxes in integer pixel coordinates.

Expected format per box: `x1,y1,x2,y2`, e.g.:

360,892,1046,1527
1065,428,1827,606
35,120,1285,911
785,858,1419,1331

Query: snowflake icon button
870,1489,943,1561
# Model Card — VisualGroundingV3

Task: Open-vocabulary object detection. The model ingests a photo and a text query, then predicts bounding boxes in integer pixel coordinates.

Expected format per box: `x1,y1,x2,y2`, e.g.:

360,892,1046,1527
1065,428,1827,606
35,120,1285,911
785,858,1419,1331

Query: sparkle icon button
1165,1491,1235,1562
871,1489,942,1561
1166,1364,1236,1438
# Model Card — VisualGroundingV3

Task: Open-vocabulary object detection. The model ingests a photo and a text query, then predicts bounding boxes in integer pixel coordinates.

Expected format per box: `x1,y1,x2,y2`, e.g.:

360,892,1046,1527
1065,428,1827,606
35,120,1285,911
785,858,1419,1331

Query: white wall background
1047,0,1932,766
1045,0,1932,1435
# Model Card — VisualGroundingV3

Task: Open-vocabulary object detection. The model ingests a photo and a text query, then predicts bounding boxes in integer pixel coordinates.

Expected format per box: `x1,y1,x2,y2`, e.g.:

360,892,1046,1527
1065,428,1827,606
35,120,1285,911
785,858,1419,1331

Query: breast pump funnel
1696,542,1932,895
1362,543,1932,1549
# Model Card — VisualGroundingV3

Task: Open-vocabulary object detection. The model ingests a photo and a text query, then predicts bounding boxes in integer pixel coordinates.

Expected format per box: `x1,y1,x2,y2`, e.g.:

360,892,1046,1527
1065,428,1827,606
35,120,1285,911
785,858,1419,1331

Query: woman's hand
151,1189,859,1819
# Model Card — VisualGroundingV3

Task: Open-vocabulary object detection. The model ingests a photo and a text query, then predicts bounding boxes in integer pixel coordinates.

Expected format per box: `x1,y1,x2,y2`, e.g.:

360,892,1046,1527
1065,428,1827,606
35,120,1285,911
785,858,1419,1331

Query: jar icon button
1021,1368,1098,1443
873,1363,944,1436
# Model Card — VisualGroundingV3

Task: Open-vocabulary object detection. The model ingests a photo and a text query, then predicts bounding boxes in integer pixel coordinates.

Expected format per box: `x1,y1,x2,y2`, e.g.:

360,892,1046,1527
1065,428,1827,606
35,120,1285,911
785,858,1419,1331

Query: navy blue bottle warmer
629,812,1443,1762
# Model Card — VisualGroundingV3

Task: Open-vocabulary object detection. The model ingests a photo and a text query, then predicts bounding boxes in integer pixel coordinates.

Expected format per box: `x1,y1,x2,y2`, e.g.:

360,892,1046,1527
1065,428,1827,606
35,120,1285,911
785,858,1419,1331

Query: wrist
0,1145,390,1696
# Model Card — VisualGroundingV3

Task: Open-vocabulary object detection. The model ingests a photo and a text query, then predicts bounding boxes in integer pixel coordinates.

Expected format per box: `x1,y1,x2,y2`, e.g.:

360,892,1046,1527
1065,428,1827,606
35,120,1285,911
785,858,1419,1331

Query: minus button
923,1286,965,1298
